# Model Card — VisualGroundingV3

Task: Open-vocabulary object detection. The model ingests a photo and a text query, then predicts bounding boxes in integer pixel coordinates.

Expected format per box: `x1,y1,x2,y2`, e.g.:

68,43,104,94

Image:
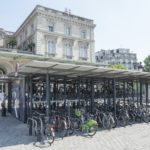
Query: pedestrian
1,100,6,117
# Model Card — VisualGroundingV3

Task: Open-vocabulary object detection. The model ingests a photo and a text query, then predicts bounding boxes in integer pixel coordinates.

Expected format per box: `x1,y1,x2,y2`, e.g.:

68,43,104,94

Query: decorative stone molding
37,10,95,28
62,38,74,45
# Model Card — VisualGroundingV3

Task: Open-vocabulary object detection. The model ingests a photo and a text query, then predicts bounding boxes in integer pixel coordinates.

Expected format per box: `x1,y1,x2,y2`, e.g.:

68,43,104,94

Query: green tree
144,55,150,72
110,64,128,70
8,38,17,49
27,43,35,52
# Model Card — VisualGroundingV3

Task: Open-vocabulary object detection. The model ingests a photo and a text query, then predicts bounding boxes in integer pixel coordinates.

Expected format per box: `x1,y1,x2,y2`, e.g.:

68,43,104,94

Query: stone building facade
14,5,96,63
0,28,13,48
95,48,138,70
0,5,96,106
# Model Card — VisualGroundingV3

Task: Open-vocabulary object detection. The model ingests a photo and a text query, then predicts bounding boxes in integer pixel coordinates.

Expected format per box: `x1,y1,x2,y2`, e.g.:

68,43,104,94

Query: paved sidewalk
1,113,150,150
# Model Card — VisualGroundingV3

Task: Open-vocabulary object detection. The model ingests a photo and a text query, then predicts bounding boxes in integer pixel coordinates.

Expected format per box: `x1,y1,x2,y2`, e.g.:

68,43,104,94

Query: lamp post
138,62,144,72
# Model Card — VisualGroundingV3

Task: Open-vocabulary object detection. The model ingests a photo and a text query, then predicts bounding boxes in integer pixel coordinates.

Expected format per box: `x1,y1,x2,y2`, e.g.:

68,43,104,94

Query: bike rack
27,117,38,135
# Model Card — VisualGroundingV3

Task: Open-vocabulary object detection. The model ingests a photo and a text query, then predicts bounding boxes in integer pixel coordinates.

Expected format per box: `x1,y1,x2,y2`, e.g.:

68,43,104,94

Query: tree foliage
144,55,150,72
110,64,128,70
8,38,17,49
28,42,35,51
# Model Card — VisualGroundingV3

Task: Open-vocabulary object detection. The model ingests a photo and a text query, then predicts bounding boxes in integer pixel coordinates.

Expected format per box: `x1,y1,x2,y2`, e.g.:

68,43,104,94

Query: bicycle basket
75,110,81,117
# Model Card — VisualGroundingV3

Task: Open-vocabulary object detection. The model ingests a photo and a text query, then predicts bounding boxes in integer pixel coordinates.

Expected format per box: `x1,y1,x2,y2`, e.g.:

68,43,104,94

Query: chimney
65,8,68,14
68,9,71,15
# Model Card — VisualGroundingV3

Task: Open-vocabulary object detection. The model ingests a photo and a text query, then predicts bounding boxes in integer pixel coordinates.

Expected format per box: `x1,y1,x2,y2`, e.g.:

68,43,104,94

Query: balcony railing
79,56,88,61
0,47,35,54
63,55,73,59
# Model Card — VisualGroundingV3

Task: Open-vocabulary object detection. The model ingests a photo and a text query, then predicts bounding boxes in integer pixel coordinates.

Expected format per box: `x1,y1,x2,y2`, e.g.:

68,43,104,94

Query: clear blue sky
0,0,150,62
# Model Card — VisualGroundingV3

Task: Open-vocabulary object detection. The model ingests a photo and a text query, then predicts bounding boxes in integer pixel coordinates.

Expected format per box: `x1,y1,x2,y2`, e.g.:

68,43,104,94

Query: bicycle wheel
59,128,67,138
96,115,103,128
102,117,109,129
142,113,149,123
72,118,80,130
59,121,68,138
67,122,74,135
36,130,42,142
129,114,135,125
45,128,55,145
113,116,118,128
118,116,126,127
88,125,98,137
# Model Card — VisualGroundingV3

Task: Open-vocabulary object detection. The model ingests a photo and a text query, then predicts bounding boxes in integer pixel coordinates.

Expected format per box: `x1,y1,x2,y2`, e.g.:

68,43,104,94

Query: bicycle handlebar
32,111,45,117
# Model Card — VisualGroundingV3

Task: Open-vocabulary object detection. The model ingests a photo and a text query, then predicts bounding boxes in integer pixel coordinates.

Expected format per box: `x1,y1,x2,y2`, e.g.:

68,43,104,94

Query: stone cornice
37,10,96,28
13,5,96,38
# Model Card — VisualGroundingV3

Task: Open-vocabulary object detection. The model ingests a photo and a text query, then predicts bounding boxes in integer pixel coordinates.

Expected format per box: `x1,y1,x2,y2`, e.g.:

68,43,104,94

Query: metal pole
107,79,110,106
123,80,126,107
104,79,106,106
7,82,12,113
77,77,81,109
140,80,143,106
136,80,139,107
29,74,33,136
146,82,148,110
46,73,50,122
113,78,116,117
64,77,67,112
54,81,56,101
132,81,134,105
91,78,94,113
24,77,28,123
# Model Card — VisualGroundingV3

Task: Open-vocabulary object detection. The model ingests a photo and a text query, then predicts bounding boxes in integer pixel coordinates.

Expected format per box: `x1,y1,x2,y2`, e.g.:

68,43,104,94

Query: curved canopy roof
18,60,150,80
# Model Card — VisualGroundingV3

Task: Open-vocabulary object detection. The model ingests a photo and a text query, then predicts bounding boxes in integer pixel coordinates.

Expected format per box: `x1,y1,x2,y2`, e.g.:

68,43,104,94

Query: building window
79,46,87,60
96,56,99,62
31,24,34,33
116,49,119,53
65,26,71,36
0,69,4,76
25,30,27,38
48,23,54,32
20,35,22,41
80,31,86,39
64,44,72,58
48,41,55,54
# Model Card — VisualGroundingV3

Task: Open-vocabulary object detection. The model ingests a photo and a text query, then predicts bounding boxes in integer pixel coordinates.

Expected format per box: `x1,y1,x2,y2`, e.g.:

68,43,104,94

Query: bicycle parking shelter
14,60,149,123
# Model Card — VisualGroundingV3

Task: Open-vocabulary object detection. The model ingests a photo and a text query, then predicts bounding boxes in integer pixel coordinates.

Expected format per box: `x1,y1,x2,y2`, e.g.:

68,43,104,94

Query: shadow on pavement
0,111,34,148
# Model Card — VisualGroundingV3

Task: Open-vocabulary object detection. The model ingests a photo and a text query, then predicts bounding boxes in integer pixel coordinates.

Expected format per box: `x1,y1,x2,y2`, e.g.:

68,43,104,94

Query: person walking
1,100,6,116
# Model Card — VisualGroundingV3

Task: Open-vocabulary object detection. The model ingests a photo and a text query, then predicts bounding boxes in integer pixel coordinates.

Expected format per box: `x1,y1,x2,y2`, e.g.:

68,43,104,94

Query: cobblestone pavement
1,113,150,150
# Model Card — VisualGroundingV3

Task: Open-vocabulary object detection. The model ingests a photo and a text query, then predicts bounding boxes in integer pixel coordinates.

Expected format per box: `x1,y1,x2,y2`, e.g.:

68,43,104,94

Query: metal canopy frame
18,60,150,80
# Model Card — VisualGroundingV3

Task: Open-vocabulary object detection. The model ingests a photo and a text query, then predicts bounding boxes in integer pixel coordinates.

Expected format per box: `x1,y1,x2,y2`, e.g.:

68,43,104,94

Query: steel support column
46,73,50,122
64,77,67,112
132,81,134,105
123,80,126,107
136,80,139,107
146,82,148,110
7,82,12,113
113,78,116,117
77,77,81,109
107,80,110,106
54,81,56,101
29,75,33,136
24,76,29,123
140,81,143,106
104,79,106,106
91,78,94,113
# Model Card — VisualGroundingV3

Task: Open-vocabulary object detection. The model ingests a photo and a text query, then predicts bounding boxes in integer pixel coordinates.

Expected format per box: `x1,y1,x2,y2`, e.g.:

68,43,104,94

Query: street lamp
138,62,144,72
